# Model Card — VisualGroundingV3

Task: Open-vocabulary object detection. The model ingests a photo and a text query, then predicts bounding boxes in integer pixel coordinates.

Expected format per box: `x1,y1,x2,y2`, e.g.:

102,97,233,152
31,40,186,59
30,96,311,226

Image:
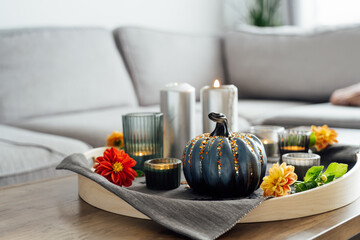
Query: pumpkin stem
209,112,230,137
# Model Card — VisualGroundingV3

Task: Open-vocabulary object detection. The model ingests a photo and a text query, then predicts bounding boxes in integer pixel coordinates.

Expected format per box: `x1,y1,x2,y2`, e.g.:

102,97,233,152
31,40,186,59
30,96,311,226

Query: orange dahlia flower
106,131,124,148
260,162,297,197
311,125,338,151
94,147,137,187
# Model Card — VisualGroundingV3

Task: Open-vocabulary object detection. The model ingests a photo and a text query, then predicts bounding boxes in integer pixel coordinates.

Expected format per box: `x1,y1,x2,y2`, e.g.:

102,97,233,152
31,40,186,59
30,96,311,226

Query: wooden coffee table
1,174,359,240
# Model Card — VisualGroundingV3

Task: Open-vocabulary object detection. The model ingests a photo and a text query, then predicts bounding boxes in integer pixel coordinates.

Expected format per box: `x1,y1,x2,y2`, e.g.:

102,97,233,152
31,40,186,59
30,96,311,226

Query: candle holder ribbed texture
122,112,163,170
282,153,320,180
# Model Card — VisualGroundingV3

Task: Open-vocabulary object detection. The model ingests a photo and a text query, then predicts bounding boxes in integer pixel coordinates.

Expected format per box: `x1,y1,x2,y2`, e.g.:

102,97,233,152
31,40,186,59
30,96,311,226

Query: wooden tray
79,147,360,223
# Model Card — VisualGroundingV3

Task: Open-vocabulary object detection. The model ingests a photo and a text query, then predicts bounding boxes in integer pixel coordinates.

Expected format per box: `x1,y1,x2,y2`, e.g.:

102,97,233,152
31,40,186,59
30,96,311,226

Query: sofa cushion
114,27,225,106
261,103,360,129
11,104,251,148
0,28,137,123
10,106,162,148
0,125,90,186
224,25,360,102
237,99,309,124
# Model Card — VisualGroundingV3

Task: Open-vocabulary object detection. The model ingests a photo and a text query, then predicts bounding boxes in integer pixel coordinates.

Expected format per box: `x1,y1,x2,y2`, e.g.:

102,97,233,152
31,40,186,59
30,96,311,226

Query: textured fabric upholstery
224,25,360,102
261,103,360,129
237,99,309,124
0,125,90,186
10,106,162,148
114,27,225,106
0,28,137,123
11,104,251,147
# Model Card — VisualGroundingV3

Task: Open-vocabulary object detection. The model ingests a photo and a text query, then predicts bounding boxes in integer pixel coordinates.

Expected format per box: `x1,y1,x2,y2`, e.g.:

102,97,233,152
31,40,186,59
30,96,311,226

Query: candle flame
213,79,220,88
263,140,269,144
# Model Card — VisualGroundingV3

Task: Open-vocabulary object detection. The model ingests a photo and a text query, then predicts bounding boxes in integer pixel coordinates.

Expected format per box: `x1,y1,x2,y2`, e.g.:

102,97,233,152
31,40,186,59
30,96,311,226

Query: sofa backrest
0,27,137,123
224,25,360,102
113,27,225,106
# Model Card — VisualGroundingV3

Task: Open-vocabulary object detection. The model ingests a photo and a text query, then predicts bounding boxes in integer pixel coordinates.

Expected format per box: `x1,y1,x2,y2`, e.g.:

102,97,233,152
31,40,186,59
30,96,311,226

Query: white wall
289,0,360,28
0,0,224,34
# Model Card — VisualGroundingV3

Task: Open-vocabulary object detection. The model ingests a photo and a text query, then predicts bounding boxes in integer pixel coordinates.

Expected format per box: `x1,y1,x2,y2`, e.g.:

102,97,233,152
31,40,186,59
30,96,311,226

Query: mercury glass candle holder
249,125,285,163
279,129,311,162
122,112,163,171
282,153,321,181
144,158,182,190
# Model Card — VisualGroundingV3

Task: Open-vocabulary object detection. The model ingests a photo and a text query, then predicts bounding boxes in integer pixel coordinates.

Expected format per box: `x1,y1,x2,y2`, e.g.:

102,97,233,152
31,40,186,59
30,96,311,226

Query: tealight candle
279,129,311,163
249,125,284,163
144,158,182,190
282,153,320,181
201,79,238,133
261,139,278,159
122,113,163,170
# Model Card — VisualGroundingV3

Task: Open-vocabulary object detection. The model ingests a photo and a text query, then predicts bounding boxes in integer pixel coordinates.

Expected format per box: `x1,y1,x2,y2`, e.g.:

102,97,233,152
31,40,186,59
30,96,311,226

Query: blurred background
1,0,360,33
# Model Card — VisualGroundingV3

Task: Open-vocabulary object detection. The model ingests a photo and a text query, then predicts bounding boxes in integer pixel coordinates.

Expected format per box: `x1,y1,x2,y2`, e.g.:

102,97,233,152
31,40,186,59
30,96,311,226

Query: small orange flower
260,162,297,197
106,131,124,148
93,147,137,187
311,125,338,151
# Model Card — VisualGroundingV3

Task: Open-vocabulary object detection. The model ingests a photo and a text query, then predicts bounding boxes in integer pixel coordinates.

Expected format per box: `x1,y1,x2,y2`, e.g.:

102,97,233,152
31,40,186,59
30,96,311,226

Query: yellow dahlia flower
106,131,124,148
260,162,297,197
311,125,338,151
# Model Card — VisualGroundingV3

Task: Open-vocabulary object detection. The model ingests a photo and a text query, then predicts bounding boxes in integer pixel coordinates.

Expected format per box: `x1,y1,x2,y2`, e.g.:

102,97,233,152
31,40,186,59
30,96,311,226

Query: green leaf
295,181,318,193
309,132,316,148
135,170,144,178
324,163,348,178
304,166,324,182
324,174,335,184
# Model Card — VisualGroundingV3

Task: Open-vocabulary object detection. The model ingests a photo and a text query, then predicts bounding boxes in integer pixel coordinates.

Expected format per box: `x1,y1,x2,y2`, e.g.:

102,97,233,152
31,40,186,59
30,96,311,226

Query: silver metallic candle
160,83,195,159
201,79,238,133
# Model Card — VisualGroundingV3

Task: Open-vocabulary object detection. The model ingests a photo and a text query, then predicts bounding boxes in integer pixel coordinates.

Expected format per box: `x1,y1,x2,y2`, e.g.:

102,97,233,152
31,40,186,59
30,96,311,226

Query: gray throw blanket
56,153,264,240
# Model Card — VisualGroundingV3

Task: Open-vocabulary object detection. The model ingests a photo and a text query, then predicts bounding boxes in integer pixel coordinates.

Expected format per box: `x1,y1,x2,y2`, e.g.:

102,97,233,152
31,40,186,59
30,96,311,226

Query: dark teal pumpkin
182,112,267,196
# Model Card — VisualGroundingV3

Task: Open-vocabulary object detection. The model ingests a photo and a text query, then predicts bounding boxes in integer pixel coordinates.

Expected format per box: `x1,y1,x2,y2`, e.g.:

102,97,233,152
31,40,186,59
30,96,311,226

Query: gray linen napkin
56,153,264,240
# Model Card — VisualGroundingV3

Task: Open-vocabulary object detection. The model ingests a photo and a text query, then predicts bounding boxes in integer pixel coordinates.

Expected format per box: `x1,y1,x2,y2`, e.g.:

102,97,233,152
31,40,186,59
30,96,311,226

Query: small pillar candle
201,79,238,133
161,83,195,159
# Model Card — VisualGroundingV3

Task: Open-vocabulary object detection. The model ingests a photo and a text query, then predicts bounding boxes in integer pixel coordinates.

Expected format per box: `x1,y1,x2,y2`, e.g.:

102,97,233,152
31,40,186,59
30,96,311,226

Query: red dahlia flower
93,147,137,187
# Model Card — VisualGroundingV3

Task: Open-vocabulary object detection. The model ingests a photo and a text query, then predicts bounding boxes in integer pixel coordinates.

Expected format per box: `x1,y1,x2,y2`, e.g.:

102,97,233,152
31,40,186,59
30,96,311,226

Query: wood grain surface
1,174,360,240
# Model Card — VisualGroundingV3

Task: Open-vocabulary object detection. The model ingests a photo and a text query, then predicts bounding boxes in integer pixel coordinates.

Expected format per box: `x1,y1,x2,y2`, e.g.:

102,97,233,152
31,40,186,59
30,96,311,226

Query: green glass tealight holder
144,158,181,190
122,112,163,171
279,129,311,162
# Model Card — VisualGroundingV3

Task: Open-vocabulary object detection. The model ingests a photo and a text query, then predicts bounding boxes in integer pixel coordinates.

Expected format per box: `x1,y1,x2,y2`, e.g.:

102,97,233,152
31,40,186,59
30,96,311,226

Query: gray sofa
1,25,359,186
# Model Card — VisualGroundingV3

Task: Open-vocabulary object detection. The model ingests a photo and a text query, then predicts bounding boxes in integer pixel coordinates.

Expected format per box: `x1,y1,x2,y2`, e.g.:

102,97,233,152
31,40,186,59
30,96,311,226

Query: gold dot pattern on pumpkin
229,137,239,175
187,134,203,168
217,138,224,175
198,137,210,174
184,132,263,180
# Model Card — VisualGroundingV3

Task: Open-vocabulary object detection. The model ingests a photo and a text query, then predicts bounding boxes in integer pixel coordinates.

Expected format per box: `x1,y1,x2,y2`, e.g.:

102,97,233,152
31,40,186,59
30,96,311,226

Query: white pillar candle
160,83,195,159
201,79,238,133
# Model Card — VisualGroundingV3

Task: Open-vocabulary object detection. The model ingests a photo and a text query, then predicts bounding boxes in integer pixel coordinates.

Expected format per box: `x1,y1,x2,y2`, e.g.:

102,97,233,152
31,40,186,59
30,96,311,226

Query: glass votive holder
282,153,321,181
249,125,285,163
122,112,163,171
144,158,182,190
279,129,311,160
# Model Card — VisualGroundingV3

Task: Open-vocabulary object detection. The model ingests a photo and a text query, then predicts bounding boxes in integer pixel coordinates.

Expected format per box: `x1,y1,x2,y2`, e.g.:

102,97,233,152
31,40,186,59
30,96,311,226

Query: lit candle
122,112,163,171
249,125,284,163
261,139,278,159
201,79,238,133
